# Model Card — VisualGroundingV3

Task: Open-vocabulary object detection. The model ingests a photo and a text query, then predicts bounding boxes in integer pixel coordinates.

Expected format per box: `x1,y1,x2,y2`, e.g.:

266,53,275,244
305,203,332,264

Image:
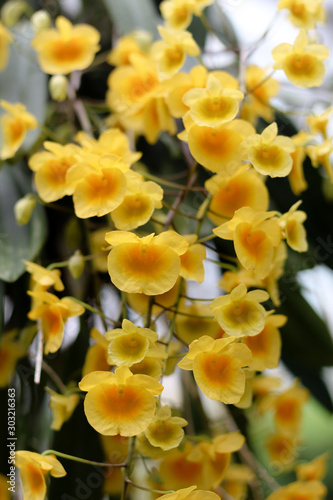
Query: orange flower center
176,7,188,21
50,38,84,62
276,398,299,424
97,384,149,422
211,180,250,218
167,455,203,483
9,118,24,143
238,225,267,259
165,46,183,64
199,352,235,386
255,144,282,166
25,462,45,493
244,328,267,354
291,3,305,17
42,306,63,337
287,53,317,75
44,159,72,185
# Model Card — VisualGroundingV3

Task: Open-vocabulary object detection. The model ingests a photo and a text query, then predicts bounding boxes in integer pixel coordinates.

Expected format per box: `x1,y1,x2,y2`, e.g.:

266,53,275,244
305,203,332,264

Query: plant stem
70,297,120,325
121,436,136,500
125,479,175,495
42,361,67,394
41,450,126,468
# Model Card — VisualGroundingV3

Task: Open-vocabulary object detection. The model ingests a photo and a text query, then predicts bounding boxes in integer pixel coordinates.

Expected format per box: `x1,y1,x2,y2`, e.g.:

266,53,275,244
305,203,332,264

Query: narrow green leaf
0,164,47,282
103,0,160,37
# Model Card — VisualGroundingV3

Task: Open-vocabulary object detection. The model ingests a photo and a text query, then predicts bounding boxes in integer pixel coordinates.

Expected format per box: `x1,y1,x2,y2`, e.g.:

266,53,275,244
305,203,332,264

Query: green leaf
0,21,47,151
103,0,160,37
0,164,47,282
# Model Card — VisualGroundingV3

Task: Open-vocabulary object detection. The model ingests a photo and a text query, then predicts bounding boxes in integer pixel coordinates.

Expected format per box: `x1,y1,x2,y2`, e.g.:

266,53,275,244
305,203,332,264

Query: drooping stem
41,449,126,468
42,361,67,394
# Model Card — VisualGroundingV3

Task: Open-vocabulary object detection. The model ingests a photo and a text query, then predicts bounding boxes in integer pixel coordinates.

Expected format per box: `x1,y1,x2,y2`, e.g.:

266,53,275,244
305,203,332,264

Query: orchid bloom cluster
0,0,332,499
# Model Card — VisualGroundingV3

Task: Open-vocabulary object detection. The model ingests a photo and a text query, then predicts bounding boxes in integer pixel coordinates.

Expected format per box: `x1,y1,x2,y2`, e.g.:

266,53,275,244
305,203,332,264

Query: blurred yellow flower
46,388,79,431
279,201,308,252
144,404,188,450
105,231,188,295
15,451,66,500
101,434,129,495
241,122,295,177
31,16,100,74
242,65,279,125
107,31,151,66
75,128,141,166
0,331,25,387
204,167,269,225
214,206,281,279
152,26,200,80
266,480,327,500
107,54,176,144
0,100,37,160
28,141,80,203
175,301,220,344
210,284,269,337
82,327,110,376
130,345,167,379
160,0,200,30
272,29,329,88
296,453,329,481
165,65,207,118
127,276,186,315
179,234,206,282
306,107,333,139
89,228,109,273
278,0,326,29
288,130,309,195
157,442,205,490
178,334,252,403
266,430,300,467
28,290,85,354
24,260,64,292
242,313,287,371
273,381,309,433
306,137,333,181
0,21,13,71
79,366,163,436
223,464,255,500
187,432,245,488
157,486,221,500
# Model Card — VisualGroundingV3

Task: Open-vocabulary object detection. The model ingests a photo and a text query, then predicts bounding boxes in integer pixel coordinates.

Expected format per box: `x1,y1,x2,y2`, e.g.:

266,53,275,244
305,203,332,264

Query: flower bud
68,250,85,279
31,9,51,34
14,194,36,225
49,75,68,102
1,1,29,27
